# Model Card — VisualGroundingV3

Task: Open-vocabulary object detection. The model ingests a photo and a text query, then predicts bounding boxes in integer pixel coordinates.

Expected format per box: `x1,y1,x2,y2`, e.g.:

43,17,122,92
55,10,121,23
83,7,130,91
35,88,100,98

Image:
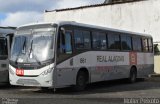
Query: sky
0,0,104,27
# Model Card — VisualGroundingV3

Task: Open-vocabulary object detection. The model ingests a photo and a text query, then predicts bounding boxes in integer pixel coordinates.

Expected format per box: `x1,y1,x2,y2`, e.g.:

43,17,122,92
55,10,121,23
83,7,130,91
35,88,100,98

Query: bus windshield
10,31,54,64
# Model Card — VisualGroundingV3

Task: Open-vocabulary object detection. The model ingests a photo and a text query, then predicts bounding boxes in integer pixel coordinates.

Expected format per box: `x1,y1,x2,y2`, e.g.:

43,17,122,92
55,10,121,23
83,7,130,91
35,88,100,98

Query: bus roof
0,27,15,37
0,27,15,33
18,21,152,38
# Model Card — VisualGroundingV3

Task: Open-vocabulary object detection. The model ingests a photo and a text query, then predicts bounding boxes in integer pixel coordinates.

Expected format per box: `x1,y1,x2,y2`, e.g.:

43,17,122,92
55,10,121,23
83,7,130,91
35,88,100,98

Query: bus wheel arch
74,68,89,91
129,66,137,83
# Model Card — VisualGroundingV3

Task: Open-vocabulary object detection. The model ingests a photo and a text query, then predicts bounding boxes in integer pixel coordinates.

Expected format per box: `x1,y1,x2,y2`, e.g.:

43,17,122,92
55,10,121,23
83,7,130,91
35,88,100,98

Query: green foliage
154,44,160,55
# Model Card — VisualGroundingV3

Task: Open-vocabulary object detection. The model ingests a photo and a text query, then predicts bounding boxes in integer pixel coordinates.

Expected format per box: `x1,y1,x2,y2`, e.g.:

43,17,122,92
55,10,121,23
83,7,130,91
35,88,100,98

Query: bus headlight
40,68,53,76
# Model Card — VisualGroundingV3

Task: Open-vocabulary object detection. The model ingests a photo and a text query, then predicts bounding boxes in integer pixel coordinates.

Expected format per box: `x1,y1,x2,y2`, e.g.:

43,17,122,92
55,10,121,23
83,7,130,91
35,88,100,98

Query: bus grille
16,79,40,85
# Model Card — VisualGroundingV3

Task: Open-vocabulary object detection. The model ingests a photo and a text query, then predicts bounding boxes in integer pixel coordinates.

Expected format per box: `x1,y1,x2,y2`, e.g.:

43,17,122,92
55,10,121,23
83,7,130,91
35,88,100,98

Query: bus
9,21,154,91
0,27,15,85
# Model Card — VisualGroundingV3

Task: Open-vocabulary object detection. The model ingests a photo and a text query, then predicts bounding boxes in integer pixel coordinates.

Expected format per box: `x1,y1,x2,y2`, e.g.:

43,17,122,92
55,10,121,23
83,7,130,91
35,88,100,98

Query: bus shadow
0,84,15,89
34,78,160,95
0,84,32,89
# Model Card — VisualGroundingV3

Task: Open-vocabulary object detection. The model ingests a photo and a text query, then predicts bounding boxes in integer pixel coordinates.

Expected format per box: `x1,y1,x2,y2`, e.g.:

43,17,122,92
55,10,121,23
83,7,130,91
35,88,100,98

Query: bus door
0,36,9,83
56,30,75,86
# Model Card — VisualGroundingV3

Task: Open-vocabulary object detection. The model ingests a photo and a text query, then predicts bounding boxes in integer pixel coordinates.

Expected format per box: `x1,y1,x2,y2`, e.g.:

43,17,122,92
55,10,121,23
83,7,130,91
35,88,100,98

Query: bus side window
92,32,107,50
60,32,65,53
65,32,72,54
58,31,72,54
132,37,142,52
121,35,132,51
108,33,120,50
148,38,153,52
74,30,91,50
142,38,149,52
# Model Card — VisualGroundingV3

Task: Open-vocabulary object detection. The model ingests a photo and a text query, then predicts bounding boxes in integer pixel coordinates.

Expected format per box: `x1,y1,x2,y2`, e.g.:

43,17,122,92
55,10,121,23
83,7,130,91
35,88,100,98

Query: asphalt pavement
0,78,160,104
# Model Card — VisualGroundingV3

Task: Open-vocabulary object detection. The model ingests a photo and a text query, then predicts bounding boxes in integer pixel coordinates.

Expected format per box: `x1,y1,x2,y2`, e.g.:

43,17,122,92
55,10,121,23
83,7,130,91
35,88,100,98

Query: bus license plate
16,69,24,76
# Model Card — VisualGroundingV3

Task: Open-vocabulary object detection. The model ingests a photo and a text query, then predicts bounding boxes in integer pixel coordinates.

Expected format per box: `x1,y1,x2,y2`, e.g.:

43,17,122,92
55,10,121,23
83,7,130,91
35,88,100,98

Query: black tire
128,67,137,83
40,87,48,91
0,82,11,87
74,71,87,91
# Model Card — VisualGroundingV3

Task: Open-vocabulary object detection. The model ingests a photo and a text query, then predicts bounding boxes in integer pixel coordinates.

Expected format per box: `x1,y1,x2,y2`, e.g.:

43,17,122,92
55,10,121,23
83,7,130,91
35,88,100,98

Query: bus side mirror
60,27,65,34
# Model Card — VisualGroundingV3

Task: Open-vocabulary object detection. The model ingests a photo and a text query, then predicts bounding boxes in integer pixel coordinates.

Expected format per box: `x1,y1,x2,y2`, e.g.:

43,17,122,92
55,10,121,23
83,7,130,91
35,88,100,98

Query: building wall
44,0,160,73
155,56,160,73
44,0,160,42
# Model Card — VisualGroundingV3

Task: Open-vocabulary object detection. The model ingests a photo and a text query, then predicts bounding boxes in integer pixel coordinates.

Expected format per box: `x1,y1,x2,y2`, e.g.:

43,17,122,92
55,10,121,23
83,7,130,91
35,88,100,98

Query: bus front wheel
74,71,87,91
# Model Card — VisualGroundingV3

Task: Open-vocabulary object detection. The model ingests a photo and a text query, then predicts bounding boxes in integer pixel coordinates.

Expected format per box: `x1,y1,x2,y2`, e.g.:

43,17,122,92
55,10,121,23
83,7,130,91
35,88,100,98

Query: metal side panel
0,60,9,83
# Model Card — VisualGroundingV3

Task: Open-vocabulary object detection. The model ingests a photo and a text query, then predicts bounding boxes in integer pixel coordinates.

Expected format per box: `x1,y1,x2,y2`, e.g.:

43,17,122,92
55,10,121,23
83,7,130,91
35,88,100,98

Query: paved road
0,79,160,104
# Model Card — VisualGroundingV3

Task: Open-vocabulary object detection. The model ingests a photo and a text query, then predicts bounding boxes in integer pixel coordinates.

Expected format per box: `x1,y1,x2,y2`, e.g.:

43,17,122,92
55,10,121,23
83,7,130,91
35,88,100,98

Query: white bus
0,27,15,85
9,21,154,91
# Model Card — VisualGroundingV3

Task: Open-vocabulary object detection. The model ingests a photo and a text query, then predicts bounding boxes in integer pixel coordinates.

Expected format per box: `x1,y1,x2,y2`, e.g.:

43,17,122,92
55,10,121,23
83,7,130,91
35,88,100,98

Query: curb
148,74,160,81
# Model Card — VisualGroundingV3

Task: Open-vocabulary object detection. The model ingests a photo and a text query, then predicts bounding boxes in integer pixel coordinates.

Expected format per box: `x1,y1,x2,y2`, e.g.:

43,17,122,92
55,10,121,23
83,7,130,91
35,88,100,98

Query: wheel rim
131,71,136,82
131,73,135,81
78,75,85,86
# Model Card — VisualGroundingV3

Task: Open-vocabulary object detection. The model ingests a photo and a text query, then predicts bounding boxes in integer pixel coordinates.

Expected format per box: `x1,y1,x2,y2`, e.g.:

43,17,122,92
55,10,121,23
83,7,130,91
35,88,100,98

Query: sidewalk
148,74,160,81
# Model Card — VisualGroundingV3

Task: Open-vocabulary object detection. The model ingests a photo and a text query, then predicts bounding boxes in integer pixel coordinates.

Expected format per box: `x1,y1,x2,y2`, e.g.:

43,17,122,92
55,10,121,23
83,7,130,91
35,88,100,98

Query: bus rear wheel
128,67,137,83
74,71,87,91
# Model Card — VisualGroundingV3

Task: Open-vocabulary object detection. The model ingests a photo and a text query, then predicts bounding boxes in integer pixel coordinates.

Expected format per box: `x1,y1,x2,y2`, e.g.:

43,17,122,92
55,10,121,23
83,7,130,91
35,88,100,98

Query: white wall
44,0,160,73
44,0,160,42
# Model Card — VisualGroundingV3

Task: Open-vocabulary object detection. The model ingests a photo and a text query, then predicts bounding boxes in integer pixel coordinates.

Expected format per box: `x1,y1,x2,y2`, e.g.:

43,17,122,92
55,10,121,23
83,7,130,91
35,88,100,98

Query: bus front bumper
9,65,54,88
9,74,53,87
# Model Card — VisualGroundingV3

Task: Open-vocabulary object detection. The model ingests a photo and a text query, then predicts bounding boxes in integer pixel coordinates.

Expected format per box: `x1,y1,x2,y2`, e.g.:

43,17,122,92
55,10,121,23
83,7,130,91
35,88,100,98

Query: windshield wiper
29,40,42,65
32,53,42,65
15,37,26,64
29,40,33,54
22,37,26,54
